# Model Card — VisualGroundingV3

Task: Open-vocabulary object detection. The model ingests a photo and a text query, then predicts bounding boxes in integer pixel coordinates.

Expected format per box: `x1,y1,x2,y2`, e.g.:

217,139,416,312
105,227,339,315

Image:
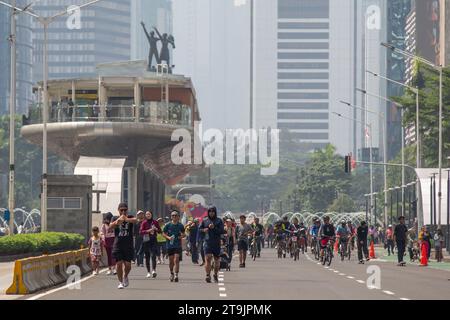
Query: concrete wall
47,175,93,241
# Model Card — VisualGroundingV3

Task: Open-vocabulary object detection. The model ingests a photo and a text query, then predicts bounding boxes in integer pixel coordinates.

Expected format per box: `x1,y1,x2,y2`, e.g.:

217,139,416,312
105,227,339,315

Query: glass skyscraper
0,0,33,115
32,0,131,82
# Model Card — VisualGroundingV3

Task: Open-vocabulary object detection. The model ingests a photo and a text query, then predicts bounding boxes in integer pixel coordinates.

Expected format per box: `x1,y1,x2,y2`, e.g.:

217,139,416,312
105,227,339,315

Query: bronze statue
153,27,175,73
141,21,160,71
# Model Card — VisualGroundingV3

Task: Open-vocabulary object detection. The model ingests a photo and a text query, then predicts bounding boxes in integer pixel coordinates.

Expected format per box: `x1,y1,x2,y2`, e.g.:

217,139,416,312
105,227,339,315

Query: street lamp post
334,111,374,220
0,0,104,232
381,42,443,229
366,70,420,168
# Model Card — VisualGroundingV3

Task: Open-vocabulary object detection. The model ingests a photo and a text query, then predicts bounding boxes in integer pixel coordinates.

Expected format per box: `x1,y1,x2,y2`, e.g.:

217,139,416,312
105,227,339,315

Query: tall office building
0,0,33,115
131,0,172,61
173,0,249,131
32,0,131,82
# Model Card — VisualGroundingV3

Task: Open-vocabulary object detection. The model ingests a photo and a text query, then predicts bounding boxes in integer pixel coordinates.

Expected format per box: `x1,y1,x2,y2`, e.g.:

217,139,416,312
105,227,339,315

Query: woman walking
101,213,116,275
140,211,162,278
434,229,444,262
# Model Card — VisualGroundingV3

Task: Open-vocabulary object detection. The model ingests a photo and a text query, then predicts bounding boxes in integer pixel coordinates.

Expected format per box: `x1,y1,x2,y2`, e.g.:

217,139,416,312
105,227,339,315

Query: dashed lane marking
356,280,365,284
383,290,395,295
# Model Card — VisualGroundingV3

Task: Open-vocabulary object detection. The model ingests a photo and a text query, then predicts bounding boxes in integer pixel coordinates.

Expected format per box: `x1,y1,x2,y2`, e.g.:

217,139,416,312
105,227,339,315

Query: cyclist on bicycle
336,220,350,254
298,221,308,252
288,218,301,250
310,218,321,251
347,221,356,250
318,216,335,258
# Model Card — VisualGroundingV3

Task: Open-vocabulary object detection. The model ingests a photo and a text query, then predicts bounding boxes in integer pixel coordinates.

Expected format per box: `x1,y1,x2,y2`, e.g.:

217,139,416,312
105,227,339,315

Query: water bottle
170,235,175,245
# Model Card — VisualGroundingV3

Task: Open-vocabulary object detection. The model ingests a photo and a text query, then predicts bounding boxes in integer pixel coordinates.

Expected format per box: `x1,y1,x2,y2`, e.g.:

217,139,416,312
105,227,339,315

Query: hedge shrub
0,232,85,256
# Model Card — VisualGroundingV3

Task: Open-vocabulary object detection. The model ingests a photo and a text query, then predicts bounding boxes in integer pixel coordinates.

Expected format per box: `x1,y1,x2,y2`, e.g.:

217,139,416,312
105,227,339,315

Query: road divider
6,248,91,295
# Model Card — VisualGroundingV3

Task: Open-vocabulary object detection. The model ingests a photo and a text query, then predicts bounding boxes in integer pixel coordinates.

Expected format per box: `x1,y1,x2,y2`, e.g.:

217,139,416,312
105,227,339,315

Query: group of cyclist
269,215,369,265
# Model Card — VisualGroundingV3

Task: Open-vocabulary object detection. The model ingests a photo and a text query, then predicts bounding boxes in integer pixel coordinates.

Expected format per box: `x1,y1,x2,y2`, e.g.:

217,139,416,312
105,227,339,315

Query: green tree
327,193,356,213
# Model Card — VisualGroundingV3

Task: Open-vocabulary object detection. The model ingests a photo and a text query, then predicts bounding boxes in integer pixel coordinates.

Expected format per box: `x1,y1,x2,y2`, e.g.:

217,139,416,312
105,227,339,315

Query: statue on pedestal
141,21,160,71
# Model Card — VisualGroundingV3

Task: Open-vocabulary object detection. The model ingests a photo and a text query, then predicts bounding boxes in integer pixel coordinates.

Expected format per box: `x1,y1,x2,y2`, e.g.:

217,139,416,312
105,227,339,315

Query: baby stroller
219,239,231,271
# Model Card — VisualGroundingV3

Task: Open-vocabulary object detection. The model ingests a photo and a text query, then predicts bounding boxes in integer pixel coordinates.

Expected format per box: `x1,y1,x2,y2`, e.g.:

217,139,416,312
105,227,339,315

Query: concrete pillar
98,77,107,120
71,80,76,121
134,79,141,123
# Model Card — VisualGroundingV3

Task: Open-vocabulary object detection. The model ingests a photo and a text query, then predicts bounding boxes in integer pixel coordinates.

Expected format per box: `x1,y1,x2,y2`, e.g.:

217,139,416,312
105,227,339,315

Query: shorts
204,244,221,257
112,246,134,262
167,248,182,256
90,254,101,263
238,239,248,252
320,237,332,248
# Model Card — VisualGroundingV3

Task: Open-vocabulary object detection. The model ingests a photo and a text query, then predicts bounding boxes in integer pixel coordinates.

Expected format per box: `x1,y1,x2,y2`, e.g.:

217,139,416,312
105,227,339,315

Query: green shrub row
0,232,85,256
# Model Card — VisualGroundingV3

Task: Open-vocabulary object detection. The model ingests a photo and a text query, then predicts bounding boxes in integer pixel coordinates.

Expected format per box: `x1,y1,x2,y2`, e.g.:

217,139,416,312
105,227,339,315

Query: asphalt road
24,247,450,300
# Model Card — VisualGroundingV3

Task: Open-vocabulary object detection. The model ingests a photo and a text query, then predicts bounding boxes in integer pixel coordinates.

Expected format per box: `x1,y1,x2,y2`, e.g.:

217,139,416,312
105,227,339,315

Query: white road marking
383,290,395,295
400,298,410,300
218,283,224,286
218,278,224,282
27,268,108,300
347,276,355,279
219,293,227,297
334,270,339,273
219,287,226,291
356,280,365,284
339,273,346,276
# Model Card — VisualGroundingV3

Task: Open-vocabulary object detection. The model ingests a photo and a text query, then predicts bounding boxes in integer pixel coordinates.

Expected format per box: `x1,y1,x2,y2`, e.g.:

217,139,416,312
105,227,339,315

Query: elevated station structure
21,61,203,217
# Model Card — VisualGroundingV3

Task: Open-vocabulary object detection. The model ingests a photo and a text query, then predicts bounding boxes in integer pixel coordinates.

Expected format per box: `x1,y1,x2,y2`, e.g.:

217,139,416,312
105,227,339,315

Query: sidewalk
0,261,19,300
374,246,450,271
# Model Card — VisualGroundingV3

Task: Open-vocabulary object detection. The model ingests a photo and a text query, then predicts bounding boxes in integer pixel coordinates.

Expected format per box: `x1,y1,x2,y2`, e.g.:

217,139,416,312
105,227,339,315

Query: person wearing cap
385,224,395,256
200,206,224,283
357,221,369,264
394,216,408,266
162,210,186,282
109,202,138,289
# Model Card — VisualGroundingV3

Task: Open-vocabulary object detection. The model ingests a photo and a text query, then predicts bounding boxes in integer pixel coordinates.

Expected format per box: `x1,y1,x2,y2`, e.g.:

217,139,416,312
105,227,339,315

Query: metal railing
23,102,193,127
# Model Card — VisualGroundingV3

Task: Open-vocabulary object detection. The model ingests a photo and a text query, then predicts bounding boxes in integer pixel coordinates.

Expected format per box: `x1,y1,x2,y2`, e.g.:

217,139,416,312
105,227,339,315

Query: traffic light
344,154,352,173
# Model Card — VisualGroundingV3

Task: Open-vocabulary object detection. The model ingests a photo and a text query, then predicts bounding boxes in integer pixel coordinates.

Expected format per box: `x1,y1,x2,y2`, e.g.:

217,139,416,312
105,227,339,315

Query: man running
237,215,254,268
109,203,138,289
252,217,264,258
162,210,186,282
200,206,224,283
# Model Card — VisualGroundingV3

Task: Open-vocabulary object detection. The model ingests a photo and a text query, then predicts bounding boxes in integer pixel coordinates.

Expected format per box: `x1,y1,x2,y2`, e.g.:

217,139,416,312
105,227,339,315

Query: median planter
0,232,85,257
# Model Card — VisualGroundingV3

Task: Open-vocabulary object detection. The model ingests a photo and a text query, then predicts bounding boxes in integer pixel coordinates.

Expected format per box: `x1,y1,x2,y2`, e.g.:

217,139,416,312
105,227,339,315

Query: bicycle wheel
347,244,351,260
327,247,333,266
340,244,344,261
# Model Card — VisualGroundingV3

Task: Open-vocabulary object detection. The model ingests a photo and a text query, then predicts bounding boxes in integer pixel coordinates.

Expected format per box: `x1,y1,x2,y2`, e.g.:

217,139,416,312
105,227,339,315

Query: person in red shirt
385,225,395,256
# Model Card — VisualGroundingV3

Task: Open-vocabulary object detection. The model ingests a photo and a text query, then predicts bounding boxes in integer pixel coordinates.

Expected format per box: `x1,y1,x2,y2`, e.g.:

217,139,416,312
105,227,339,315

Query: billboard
416,0,441,65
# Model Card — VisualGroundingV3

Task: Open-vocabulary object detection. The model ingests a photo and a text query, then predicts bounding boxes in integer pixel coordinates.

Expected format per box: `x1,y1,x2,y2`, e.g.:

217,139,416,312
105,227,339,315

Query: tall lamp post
333,112,373,219
340,100,387,226
366,70,420,168
0,0,104,232
355,89,407,216
381,42,443,229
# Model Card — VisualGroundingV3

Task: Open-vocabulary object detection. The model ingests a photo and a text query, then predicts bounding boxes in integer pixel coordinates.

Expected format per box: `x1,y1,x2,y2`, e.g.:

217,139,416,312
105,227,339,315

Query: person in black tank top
109,203,138,289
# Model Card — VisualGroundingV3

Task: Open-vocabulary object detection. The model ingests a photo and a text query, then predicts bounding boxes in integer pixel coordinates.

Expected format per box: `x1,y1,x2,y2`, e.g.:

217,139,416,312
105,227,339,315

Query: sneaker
118,283,124,289
106,270,112,275
152,271,157,278
200,262,205,266
146,273,151,278
174,274,179,282
123,277,129,287
206,275,212,283
243,263,246,268
213,274,219,283
157,260,161,265
113,269,117,275
170,273,174,282
366,258,370,261
359,260,364,264
239,264,244,268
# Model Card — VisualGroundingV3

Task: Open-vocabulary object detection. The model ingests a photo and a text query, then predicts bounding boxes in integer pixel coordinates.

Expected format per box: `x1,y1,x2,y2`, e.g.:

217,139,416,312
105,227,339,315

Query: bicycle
291,233,300,261
339,238,348,261
277,238,286,259
249,235,258,261
321,238,334,266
